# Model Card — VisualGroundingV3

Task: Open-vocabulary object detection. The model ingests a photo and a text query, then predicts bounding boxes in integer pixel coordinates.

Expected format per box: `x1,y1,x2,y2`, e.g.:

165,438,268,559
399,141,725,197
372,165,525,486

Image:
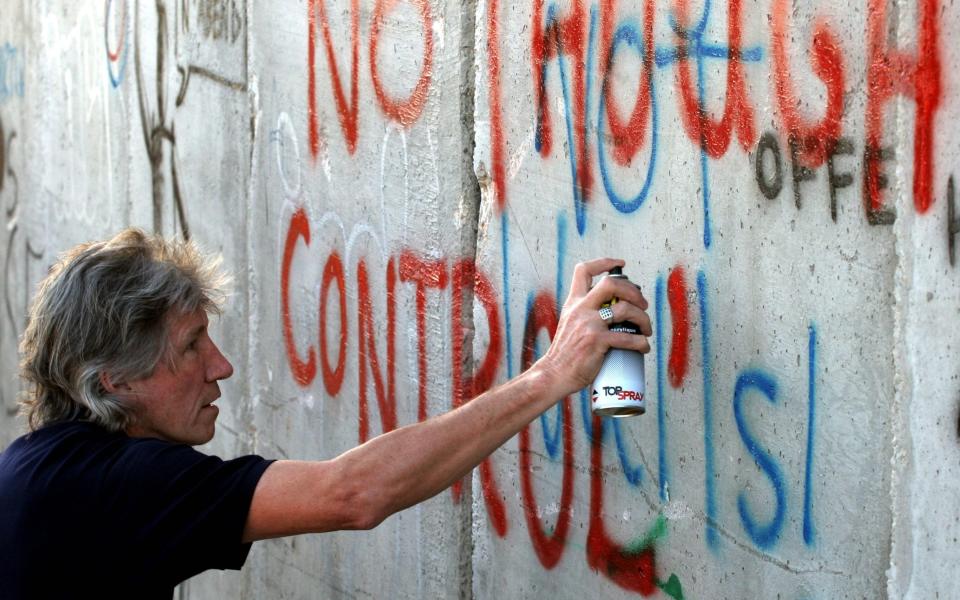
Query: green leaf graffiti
657,573,685,600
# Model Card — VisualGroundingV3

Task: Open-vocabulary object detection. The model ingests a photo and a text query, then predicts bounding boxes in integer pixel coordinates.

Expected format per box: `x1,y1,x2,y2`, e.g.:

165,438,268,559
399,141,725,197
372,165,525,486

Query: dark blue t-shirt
0,421,273,599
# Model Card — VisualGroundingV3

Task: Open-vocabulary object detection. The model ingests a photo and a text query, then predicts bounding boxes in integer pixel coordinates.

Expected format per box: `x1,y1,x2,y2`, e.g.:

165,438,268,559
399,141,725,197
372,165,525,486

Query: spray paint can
591,267,646,417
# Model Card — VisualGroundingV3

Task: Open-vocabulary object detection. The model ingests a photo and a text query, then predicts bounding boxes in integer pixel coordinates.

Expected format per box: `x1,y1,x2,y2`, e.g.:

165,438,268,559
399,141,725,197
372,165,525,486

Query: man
0,228,651,598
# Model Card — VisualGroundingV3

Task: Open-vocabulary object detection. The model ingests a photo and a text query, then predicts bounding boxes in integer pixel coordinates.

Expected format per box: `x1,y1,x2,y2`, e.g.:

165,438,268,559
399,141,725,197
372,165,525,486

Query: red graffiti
487,0,507,209
600,0,655,166
370,0,434,126
320,251,348,396
674,0,756,158
399,251,449,422
481,1,946,228
281,208,317,387
771,0,844,167
587,416,658,595
307,0,433,156
519,291,574,568
865,0,941,215
279,210,670,586
532,0,592,200
451,259,508,537
280,209,508,534
106,0,126,62
357,258,398,443
666,266,689,389
308,0,359,155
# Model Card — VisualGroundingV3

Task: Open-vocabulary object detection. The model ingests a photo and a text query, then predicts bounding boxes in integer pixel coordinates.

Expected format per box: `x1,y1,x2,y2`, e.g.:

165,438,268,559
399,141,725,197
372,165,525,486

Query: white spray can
591,267,646,417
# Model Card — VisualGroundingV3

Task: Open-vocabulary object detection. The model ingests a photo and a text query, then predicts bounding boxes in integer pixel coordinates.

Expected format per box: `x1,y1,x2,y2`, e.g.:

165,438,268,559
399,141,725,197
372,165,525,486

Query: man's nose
207,342,234,382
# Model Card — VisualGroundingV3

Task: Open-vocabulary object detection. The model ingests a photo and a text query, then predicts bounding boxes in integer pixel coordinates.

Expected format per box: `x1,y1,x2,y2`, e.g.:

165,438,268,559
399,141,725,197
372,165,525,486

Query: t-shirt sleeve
107,440,274,586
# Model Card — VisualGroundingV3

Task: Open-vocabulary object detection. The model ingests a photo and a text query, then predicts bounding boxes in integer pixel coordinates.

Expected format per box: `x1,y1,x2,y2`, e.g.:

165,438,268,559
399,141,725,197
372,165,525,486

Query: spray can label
591,273,646,417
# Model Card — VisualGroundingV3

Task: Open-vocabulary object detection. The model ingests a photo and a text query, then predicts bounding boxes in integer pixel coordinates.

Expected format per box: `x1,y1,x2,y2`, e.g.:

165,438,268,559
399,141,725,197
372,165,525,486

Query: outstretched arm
243,258,650,542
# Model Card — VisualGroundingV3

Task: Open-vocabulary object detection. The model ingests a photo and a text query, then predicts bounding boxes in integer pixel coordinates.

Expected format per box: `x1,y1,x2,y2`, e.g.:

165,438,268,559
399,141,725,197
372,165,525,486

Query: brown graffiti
0,117,42,416
0,116,15,216
182,0,245,45
135,0,190,238
948,176,958,268
135,0,246,239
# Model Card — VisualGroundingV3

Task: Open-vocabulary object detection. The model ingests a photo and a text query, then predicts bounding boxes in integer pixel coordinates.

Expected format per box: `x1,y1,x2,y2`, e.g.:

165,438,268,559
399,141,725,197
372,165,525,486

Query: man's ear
99,371,130,395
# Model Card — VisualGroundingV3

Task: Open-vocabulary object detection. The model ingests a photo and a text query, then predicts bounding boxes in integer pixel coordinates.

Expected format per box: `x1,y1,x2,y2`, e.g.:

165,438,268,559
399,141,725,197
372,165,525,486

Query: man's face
122,308,234,445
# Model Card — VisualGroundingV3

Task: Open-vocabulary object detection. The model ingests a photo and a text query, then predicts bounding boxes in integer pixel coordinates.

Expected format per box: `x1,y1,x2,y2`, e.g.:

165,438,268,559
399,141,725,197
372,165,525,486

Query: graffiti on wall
279,208,702,596
134,0,191,238
127,0,248,238
306,0,434,156
0,43,25,104
181,0,244,44
178,0,248,92
484,0,946,243
949,176,958,268
105,0,129,88
275,0,956,596
0,117,44,416
276,214,831,596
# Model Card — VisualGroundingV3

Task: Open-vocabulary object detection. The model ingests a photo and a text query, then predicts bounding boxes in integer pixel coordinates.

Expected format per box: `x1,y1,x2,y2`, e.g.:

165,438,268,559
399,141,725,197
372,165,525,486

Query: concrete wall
0,1,957,598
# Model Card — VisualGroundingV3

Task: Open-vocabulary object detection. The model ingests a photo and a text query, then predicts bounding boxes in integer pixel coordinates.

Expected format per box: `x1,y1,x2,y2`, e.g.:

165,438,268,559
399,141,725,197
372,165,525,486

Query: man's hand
535,258,651,397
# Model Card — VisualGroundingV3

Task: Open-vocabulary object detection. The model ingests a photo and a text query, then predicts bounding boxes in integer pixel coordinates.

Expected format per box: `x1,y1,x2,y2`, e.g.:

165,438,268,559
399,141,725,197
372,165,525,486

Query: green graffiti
624,514,667,555
656,574,685,600
550,513,685,599
624,515,685,599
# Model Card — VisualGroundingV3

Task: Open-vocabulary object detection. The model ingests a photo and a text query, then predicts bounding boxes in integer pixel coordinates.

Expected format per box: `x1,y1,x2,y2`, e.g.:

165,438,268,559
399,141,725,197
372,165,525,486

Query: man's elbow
330,461,392,531
339,488,389,531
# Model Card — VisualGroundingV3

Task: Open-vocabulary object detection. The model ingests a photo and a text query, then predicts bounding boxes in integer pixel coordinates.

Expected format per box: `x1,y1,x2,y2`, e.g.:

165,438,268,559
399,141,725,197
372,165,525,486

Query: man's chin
188,408,219,446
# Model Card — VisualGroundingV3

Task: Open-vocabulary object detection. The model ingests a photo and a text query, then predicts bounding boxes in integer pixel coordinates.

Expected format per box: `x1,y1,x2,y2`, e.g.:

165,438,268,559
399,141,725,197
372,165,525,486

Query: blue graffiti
0,43,25,103
655,0,763,249
501,204,822,552
501,210,515,379
539,4,598,235
803,324,817,545
555,214,567,308
539,398,565,460
579,388,596,442
698,270,719,549
575,392,645,488
733,369,787,550
655,273,668,502
597,17,659,214
104,0,129,89
534,1,763,248
612,418,645,486
525,291,565,460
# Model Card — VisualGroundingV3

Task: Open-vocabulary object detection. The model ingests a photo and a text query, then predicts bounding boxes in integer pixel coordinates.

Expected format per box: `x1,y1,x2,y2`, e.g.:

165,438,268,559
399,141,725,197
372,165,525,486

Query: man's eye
186,339,198,352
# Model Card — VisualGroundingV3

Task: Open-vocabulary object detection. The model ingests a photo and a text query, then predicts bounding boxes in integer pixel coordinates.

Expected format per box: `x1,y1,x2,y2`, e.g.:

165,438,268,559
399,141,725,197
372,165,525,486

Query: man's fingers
585,273,648,311
568,258,625,299
607,331,651,354
605,301,652,336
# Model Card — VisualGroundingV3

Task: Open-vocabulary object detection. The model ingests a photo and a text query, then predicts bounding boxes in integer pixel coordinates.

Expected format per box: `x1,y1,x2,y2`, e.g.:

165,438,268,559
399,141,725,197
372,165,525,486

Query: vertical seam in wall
887,0,914,597
459,1,480,599
242,1,257,598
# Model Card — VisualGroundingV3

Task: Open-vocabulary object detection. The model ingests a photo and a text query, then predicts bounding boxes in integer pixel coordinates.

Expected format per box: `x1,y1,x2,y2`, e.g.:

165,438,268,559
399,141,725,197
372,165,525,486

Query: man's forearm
335,362,565,525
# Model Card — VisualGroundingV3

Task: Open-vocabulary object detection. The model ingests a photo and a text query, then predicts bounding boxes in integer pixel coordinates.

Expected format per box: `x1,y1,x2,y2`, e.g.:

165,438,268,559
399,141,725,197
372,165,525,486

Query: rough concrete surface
0,1,957,598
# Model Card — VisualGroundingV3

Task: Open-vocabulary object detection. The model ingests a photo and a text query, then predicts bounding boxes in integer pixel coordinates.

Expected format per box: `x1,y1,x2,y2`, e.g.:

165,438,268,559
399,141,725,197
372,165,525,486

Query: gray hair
18,228,230,432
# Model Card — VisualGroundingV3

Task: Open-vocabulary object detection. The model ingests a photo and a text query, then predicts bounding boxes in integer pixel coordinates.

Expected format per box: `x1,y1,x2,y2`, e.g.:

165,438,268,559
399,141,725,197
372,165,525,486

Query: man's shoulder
0,420,214,492
1,421,111,469
3,420,159,463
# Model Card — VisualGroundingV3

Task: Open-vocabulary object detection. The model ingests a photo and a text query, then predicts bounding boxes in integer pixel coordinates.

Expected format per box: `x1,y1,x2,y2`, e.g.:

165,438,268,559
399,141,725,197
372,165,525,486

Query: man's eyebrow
181,323,206,345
